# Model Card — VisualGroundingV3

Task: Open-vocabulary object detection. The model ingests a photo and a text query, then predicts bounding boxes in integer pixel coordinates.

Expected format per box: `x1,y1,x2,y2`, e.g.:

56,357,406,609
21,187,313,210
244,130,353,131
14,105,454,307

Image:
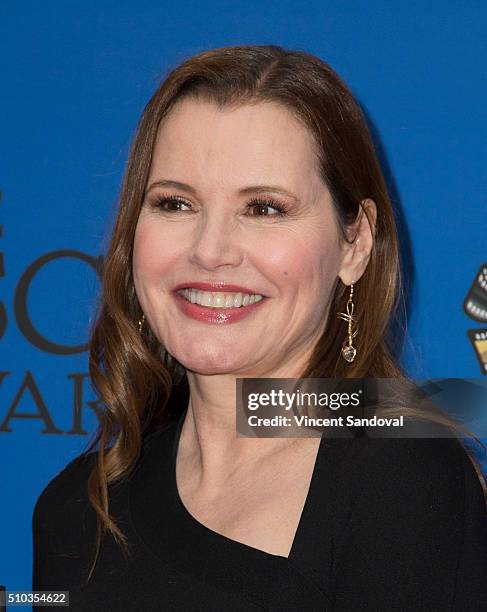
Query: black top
33,407,487,611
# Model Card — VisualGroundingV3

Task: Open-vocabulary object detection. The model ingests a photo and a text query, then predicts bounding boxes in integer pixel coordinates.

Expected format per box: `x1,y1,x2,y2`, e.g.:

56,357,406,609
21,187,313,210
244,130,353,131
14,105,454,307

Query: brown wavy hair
83,44,487,581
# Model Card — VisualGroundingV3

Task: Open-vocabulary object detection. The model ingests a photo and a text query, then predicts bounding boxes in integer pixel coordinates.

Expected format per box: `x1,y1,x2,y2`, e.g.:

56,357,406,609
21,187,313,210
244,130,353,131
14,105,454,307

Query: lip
173,289,268,325
173,281,265,295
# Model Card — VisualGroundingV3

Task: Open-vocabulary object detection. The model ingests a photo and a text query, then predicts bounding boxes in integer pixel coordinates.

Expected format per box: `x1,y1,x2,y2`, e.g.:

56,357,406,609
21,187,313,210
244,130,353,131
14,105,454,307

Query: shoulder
33,419,179,530
329,435,487,607
354,434,466,479
343,435,484,509
32,419,181,590
33,450,98,535
331,435,487,551
32,449,99,590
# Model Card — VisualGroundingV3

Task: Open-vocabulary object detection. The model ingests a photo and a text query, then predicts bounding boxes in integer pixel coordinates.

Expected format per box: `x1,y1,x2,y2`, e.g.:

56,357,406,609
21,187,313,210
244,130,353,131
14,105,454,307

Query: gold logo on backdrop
464,263,487,375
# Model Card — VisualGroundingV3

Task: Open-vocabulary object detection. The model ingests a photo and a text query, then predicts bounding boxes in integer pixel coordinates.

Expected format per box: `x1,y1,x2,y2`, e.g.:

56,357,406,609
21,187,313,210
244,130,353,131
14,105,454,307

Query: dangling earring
138,314,145,334
337,282,358,363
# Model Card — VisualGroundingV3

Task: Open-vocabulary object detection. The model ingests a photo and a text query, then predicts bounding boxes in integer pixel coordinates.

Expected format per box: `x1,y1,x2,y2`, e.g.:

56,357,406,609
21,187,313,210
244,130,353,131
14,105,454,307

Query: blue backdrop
1,0,486,596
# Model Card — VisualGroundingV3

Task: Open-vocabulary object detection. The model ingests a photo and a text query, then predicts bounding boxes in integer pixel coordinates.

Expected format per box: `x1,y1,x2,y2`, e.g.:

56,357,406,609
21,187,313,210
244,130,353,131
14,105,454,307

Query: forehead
149,98,322,189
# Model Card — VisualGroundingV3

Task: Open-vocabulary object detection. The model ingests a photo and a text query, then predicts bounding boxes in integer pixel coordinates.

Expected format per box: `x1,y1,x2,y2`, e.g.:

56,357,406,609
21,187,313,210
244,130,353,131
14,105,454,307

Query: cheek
259,227,341,295
132,221,177,282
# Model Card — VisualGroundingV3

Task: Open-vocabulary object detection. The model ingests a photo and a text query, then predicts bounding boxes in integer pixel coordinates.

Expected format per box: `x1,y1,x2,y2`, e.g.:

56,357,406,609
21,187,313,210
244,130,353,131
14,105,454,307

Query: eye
246,197,287,217
151,195,192,212
148,194,288,217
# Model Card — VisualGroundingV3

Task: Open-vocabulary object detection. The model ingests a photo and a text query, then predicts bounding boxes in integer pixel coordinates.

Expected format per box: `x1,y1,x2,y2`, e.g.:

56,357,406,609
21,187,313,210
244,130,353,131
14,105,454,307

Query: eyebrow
145,179,299,202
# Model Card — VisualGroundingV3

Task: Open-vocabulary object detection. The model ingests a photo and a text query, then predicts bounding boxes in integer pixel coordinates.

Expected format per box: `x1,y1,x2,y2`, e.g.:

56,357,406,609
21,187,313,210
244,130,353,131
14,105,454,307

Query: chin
171,346,242,375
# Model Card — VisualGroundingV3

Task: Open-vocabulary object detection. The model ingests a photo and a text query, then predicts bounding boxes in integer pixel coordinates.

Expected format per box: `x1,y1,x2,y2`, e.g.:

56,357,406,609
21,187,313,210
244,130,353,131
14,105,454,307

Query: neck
177,360,310,487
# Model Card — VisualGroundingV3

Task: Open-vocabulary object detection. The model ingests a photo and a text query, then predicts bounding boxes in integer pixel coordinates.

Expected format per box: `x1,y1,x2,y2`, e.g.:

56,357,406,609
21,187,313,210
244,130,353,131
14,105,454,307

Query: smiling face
132,97,350,376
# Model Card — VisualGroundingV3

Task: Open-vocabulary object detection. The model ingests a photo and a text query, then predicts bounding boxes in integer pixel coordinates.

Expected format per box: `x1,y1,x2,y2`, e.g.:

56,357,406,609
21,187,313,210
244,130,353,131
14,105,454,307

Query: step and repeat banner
1,0,486,595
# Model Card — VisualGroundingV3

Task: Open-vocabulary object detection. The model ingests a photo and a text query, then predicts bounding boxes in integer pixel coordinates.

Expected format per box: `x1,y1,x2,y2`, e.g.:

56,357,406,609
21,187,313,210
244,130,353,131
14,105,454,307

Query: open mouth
176,288,265,309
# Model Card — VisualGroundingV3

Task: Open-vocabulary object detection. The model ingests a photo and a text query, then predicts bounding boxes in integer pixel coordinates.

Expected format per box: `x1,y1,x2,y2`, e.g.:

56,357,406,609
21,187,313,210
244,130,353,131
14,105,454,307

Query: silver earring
138,314,145,334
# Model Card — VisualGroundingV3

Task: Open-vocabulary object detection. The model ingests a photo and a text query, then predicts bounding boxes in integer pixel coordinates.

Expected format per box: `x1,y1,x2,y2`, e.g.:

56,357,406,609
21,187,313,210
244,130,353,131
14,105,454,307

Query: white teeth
178,289,264,309
201,293,212,307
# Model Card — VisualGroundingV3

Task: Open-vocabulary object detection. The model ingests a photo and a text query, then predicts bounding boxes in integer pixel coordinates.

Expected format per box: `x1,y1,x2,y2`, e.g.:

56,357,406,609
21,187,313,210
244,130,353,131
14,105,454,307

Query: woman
32,45,487,610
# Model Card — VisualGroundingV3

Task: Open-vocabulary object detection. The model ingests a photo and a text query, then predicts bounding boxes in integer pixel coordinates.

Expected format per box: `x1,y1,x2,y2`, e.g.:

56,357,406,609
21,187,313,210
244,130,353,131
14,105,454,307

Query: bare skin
176,409,323,557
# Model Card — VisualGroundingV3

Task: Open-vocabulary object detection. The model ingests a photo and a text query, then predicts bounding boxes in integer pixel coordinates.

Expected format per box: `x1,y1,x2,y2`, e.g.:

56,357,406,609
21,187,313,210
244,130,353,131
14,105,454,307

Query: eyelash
149,194,288,218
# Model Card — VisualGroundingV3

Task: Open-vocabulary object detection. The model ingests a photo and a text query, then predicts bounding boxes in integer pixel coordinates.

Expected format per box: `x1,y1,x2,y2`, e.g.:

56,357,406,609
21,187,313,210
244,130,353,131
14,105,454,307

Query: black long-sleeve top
32,407,487,610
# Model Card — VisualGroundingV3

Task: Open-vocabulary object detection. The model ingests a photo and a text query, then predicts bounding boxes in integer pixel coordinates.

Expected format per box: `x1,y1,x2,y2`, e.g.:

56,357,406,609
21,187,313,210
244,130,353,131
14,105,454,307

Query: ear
338,199,377,286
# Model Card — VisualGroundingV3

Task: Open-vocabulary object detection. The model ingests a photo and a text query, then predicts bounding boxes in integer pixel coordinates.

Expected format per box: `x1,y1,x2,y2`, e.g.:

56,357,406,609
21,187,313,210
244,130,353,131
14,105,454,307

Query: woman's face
133,98,350,376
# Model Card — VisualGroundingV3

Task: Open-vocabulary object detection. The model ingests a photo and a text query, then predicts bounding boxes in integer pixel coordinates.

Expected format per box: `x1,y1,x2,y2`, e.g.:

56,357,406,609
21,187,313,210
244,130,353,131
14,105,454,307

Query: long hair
83,44,486,581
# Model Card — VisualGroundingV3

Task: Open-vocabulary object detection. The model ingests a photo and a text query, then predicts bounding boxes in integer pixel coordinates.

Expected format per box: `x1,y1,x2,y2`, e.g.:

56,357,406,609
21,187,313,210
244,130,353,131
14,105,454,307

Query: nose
188,209,244,271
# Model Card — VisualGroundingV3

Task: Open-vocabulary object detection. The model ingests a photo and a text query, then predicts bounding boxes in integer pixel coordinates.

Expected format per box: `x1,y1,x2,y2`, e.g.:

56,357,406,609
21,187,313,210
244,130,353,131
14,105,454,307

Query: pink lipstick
173,282,268,324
